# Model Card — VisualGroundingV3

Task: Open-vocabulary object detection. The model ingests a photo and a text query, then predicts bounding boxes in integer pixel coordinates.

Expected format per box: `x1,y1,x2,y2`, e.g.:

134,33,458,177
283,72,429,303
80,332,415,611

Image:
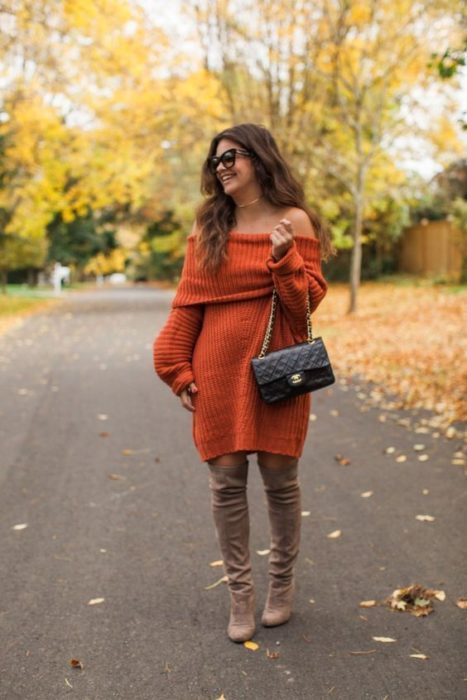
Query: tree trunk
348,187,364,314
0,269,8,295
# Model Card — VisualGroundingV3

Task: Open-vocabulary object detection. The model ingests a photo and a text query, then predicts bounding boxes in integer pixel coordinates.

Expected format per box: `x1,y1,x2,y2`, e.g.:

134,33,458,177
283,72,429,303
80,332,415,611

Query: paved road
0,288,465,700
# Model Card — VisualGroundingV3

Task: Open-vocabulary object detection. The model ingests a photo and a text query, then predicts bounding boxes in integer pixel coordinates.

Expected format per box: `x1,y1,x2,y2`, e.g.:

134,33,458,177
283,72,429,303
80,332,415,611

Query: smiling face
214,138,260,200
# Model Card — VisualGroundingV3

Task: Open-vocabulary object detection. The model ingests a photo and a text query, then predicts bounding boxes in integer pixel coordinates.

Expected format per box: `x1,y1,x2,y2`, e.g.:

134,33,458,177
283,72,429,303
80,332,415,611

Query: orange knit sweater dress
153,232,328,462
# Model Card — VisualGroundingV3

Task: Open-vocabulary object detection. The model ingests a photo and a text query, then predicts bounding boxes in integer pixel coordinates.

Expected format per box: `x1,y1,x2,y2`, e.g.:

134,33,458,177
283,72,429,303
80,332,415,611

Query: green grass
0,286,57,318
3,284,54,298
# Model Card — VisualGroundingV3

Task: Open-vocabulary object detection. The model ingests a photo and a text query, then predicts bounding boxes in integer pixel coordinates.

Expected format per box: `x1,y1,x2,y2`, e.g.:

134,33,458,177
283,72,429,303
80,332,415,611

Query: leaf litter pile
315,283,466,429
360,583,454,617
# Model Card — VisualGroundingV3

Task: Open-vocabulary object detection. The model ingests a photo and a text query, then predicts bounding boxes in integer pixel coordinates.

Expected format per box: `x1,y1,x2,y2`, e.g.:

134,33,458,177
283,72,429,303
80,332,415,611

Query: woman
153,123,331,643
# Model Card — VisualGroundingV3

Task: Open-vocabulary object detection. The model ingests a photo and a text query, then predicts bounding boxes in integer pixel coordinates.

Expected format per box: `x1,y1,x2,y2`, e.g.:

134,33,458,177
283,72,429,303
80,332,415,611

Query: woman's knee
208,451,249,467
257,452,298,470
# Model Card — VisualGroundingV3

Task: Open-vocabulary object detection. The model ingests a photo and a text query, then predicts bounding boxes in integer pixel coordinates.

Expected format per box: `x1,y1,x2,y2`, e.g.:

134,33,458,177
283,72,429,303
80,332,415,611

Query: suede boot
259,462,301,627
208,462,255,642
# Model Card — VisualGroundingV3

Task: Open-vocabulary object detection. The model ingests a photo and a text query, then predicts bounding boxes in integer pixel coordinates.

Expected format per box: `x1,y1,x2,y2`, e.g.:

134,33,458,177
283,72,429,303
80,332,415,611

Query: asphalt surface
0,287,466,700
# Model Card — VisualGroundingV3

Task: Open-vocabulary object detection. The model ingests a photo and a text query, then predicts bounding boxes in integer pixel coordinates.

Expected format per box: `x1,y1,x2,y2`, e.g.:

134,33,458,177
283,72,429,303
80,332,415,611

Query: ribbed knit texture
153,232,328,461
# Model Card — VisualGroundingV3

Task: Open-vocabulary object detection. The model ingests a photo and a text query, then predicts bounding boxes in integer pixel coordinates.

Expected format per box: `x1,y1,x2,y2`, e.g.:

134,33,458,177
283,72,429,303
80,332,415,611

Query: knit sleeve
153,304,204,396
266,239,327,339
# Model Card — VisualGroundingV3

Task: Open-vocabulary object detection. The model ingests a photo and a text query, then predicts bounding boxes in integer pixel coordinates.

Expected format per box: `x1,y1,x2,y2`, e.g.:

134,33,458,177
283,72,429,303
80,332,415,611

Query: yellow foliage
84,248,127,276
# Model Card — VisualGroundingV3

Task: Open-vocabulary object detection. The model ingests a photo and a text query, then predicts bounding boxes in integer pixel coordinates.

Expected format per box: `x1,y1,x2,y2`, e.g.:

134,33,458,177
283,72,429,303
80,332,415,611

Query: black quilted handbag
251,289,335,403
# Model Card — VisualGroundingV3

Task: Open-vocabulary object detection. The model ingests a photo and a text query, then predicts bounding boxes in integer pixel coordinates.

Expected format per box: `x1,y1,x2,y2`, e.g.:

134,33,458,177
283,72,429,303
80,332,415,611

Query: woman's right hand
180,382,198,412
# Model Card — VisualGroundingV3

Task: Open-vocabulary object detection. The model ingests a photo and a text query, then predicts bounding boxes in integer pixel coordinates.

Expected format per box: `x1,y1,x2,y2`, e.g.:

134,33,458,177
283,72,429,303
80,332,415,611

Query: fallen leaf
244,641,259,651
309,413,317,421
415,514,435,522
12,523,28,531
456,598,467,610
204,575,228,590
422,489,429,495
428,590,445,602
209,559,223,567
359,600,377,608
410,654,429,660
216,695,226,700
65,678,73,688
372,637,397,643
330,409,339,417
360,491,373,498
349,649,377,656
309,598,315,604
266,648,280,659
413,444,426,451
327,530,342,539
452,459,465,466
384,446,396,454
69,659,83,669
334,454,351,465
99,432,110,438
108,473,126,480
301,511,311,517
418,454,429,462
256,549,271,556
88,598,105,605
97,414,108,421
396,455,407,463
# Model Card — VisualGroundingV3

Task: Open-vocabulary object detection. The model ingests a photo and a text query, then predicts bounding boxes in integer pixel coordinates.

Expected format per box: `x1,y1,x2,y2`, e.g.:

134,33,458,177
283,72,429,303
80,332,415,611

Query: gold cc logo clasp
290,373,303,385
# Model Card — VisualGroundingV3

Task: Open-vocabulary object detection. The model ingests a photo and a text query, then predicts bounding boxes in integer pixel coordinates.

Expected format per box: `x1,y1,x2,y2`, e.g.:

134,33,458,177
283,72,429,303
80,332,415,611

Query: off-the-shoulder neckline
187,232,319,243
229,231,319,241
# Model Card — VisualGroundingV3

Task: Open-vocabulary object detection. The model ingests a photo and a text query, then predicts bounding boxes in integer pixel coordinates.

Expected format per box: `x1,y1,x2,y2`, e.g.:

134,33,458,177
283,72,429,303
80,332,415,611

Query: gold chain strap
258,288,313,359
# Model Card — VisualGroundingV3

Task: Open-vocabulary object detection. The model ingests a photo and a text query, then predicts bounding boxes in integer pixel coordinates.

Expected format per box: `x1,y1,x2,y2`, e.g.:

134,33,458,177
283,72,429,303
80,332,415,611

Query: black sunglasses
208,147,253,174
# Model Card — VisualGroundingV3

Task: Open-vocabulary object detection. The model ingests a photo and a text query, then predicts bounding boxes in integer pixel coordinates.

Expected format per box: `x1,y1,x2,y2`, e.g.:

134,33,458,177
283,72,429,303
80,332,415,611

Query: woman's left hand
271,219,294,260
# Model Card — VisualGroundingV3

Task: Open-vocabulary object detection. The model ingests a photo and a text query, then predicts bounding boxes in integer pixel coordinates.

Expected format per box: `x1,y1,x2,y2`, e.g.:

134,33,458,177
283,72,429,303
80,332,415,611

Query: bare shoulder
189,221,200,239
285,207,317,238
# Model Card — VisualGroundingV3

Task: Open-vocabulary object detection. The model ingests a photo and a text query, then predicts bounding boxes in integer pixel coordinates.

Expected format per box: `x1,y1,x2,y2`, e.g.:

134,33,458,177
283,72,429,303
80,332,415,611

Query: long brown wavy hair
195,123,333,271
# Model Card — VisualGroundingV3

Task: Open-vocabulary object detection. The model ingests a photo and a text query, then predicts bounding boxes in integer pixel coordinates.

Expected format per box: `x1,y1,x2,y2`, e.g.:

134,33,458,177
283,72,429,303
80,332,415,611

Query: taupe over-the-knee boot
208,462,255,642
259,461,301,627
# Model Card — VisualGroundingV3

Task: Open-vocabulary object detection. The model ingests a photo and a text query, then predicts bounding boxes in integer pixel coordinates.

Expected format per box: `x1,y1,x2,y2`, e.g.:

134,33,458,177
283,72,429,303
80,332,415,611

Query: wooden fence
399,220,464,282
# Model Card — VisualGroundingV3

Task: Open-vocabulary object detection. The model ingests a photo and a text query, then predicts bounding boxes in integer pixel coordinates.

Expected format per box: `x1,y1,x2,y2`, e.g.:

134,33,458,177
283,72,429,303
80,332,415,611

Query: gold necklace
237,196,262,208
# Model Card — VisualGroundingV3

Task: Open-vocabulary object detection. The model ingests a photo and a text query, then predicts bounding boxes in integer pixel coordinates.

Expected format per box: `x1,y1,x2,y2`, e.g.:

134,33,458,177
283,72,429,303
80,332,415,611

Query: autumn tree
188,0,465,310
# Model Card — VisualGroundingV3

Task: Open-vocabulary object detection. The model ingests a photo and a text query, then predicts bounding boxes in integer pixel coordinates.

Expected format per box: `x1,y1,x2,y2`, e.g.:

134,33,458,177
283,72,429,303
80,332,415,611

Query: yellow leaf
373,636,397,643
327,530,342,539
456,598,467,610
209,560,223,567
415,514,435,522
410,653,429,660
243,641,259,651
256,549,271,556
88,598,105,605
359,600,377,608
204,576,228,591
360,491,373,498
